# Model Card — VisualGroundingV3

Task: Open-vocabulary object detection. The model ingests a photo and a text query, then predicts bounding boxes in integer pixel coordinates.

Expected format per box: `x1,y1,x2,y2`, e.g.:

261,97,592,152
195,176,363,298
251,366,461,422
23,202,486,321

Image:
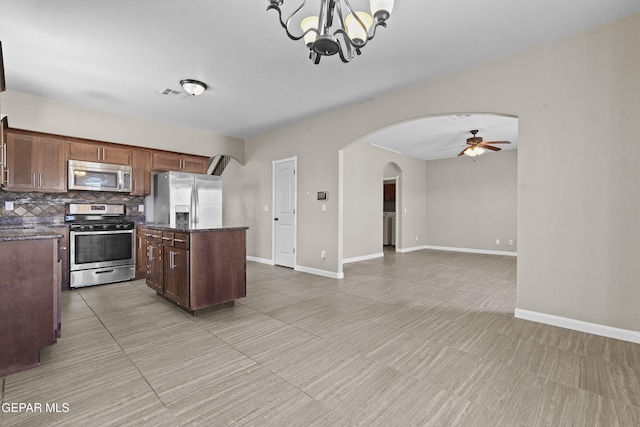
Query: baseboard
424,245,517,257
246,256,274,265
295,265,344,279
396,245,427,253
343,252,384,264
515,308,640,344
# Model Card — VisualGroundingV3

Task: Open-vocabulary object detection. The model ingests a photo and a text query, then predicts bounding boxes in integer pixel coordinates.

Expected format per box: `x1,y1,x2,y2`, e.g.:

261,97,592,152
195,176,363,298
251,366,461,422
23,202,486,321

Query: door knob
274,218,279,221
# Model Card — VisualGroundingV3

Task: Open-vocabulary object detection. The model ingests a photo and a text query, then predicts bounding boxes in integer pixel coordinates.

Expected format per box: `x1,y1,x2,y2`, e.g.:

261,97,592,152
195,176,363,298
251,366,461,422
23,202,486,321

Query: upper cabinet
152,152,208,174
3,131,66,192
131,149,151,196
68,141,131,165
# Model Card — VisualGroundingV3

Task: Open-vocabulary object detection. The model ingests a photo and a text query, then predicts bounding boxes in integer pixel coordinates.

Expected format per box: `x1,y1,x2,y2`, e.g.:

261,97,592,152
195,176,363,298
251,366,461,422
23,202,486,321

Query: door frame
272,156,297,267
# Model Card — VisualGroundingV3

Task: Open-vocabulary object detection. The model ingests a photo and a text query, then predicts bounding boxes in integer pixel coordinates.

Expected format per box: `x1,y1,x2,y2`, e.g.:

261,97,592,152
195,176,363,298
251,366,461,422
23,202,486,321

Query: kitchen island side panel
0,238,58,376
189,229,246,310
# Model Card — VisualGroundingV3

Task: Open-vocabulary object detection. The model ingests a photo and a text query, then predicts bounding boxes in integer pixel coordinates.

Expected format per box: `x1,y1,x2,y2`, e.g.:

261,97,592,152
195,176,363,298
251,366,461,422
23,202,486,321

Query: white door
274,159,296,267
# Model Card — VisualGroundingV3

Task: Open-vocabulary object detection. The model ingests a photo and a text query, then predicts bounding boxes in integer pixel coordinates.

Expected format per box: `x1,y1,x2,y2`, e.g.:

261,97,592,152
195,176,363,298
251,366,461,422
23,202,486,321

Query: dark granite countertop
0,225,64,242
144,223,249,233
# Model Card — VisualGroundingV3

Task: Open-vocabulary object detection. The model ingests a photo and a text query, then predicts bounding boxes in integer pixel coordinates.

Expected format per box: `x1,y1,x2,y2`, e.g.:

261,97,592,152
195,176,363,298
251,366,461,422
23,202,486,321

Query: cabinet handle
4,168,8,184
169,250,175,269
39,173,42,187
148,245,154,261
173,239,186,243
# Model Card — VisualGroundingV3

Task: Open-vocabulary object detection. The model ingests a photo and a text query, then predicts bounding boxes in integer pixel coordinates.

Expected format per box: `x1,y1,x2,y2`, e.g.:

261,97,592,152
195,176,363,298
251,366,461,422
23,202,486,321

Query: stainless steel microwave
68,160,132,192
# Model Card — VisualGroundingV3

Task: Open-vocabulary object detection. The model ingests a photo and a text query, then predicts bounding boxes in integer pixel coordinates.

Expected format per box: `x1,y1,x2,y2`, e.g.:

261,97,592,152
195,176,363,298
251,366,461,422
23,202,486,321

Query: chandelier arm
268,0,316,42
341,0,369,40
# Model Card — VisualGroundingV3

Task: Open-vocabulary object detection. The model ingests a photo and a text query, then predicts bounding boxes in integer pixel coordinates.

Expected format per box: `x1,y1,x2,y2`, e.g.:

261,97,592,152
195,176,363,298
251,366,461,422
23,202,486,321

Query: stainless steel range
65,203,135,288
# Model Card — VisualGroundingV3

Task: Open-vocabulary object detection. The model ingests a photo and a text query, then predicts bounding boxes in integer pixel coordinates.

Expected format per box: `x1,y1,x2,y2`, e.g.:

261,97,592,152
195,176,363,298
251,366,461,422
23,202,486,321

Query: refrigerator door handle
194,182,199,224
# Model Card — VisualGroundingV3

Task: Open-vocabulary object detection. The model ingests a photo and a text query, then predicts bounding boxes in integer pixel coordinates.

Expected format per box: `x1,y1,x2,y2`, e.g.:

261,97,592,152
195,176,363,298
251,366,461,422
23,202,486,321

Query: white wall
425,150,517,252
241,14,640,333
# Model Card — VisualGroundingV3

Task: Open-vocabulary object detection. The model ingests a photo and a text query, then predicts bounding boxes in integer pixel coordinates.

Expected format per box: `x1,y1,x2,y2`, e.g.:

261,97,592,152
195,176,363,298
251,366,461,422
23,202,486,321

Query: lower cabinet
0,237,61,376
145,227,246,311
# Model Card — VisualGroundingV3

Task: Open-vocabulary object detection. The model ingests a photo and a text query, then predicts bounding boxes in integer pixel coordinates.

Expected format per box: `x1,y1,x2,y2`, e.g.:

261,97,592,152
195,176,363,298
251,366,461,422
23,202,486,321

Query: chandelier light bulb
370,0,394,21
300,16,319,46
345,12,373,44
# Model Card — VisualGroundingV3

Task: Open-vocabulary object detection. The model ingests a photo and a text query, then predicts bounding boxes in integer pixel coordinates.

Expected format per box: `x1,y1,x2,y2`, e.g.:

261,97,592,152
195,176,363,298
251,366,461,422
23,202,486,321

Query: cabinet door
68,141,101,162
4,133,38,191
37,137,66,191
131,150,150,195
164,246,189,307
102,146,131,165
4,134,65,192
146,237,163,293
135,226,148,279
151,152,182,171
180,155,208,174
50,226,70,290
69,141,131,165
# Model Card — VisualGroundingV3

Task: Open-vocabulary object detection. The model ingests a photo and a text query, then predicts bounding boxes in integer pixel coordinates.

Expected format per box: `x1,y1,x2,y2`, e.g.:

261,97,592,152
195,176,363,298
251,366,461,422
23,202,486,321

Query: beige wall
342,140,427,260
1,91,245,163
242,14,640,332
425,150,517,252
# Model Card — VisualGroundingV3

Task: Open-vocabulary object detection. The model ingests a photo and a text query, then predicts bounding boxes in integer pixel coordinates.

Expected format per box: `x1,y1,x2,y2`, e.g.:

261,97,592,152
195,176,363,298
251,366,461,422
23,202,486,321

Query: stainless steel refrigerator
153,171,222,227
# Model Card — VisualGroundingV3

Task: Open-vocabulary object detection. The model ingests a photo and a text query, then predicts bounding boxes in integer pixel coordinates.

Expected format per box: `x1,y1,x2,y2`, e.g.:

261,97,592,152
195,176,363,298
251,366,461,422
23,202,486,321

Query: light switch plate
138,204,144,213
5,201,14,211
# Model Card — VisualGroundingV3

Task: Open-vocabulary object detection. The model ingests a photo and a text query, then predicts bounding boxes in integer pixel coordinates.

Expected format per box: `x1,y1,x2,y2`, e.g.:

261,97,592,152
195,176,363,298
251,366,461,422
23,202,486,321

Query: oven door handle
94,269,115,274
70,229,134,236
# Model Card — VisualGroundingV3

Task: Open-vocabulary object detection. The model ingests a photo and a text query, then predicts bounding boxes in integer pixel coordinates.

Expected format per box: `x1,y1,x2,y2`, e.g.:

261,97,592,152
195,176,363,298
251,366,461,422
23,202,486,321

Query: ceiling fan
458,129,511,157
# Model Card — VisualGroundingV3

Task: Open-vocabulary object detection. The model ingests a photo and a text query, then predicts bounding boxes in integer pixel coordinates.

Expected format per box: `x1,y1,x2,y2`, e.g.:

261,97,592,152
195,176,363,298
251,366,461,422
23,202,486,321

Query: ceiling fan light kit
267,0,394,64
459,129,511,158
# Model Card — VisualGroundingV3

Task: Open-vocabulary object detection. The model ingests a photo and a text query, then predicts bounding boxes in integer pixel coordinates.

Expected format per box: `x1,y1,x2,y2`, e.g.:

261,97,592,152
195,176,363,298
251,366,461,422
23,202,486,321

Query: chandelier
267,0,395,64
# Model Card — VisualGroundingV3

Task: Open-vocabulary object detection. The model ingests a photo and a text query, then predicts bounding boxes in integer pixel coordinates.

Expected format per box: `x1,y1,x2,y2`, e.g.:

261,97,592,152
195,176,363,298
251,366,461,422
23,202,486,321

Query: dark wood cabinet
163,233,190,308
50,226,70,290
131,149,151,195
145,229,163,293
135,225,148,279
144,227,246,312
152,152,208,174
68,141,131,165
0,237,61,376
4,132,66,192
384,183,396,201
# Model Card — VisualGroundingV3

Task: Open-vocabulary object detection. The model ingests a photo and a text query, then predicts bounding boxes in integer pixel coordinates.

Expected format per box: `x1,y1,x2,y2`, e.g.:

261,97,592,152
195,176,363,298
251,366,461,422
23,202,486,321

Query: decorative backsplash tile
0,191,146,225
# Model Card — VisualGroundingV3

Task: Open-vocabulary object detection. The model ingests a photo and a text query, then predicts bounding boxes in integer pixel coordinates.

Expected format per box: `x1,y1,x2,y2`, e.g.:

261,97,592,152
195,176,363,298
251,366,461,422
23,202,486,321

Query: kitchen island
0,226,62,376
140,224,247,313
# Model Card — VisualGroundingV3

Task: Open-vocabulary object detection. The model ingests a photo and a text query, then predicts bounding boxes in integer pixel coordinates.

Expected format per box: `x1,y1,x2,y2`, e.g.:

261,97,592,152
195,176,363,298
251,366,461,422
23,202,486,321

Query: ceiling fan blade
457,147,468,156
483,140,511,144
481,144,501,152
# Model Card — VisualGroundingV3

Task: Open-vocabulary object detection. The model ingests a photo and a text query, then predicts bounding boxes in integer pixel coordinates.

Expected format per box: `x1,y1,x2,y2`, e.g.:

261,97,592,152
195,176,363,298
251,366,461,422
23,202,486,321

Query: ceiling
1,1,639,160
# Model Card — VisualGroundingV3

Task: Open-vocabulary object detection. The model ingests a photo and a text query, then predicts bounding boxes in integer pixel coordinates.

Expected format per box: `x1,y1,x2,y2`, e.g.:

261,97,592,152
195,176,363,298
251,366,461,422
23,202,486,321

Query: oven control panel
69,222,135,232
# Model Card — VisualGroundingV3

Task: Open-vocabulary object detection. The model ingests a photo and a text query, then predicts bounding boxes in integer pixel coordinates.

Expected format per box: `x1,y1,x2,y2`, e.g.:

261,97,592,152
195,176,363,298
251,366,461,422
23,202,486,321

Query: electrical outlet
322,204,326,212
415,236,419,241
5,201,14,211
321,250,326,259
509,240,514,245
138,204,144,213
496,239,500,245
264,205,269,212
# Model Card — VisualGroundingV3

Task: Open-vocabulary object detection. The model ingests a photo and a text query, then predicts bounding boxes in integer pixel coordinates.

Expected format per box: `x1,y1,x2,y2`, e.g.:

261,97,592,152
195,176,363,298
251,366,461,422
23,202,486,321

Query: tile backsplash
0,191,146,226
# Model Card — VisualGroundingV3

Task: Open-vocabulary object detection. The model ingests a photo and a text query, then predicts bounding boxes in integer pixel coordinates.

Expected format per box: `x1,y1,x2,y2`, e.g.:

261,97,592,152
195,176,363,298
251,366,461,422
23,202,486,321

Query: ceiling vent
156,87,189,100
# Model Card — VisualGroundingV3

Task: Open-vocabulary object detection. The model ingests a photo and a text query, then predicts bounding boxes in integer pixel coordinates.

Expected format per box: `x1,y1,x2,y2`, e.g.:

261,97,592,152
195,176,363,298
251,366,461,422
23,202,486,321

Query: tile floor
2,249,640,426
